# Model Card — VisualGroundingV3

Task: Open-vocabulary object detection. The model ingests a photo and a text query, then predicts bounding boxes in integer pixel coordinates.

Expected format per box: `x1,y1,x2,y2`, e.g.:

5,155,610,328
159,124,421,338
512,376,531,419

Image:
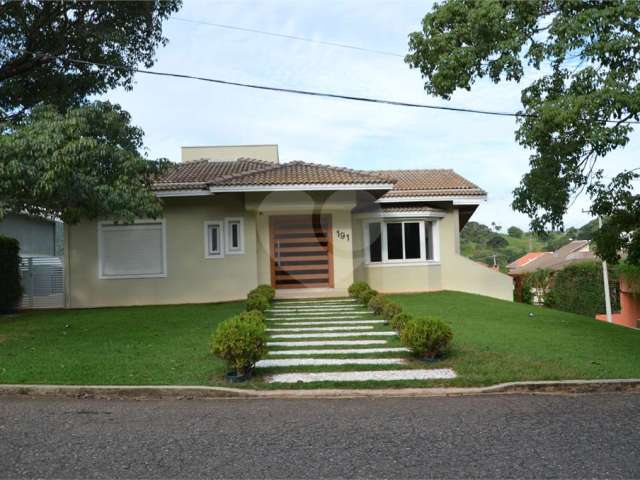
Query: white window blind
99,222,166,278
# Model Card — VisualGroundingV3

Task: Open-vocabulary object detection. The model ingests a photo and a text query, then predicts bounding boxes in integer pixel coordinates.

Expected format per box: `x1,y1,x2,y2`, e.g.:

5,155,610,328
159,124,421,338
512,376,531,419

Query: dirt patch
0,335,9,344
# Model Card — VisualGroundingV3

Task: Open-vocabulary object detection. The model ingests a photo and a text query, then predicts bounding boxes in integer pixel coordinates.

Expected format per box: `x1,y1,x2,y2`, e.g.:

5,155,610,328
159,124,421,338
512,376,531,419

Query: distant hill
460,220,598,271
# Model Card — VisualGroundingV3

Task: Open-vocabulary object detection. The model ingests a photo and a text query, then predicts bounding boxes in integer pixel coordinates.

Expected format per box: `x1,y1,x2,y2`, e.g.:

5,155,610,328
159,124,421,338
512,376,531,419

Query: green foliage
0,235,22,312
522,269,552,305
246,293,269,312
0,103,170,223
390,312,412,332
252,285,275,302
486,235,508,249
368,294,386,315
238,310,266,325
407,0,640,265
617,262,640,293
382,300,402,320
400,316,453,359
348,281,370,298
210,315,267,375
547,262,619,317
0,1,181,120
359,287,377,306
508,226,524,238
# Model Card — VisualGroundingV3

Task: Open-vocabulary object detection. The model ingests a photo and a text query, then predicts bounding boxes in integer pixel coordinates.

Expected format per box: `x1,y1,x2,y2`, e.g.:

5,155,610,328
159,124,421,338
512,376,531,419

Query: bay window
364,220,437,264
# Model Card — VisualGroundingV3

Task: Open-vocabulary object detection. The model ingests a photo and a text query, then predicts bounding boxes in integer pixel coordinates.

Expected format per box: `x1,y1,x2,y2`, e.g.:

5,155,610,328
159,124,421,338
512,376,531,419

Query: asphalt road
1,393,639,479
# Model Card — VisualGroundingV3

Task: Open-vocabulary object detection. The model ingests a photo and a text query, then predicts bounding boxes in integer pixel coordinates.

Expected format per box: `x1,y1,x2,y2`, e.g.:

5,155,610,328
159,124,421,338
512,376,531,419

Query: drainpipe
599,216,613,323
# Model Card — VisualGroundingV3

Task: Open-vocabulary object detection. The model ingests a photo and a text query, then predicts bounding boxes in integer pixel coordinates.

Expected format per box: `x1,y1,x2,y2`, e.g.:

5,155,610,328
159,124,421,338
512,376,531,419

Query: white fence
19,256,65,309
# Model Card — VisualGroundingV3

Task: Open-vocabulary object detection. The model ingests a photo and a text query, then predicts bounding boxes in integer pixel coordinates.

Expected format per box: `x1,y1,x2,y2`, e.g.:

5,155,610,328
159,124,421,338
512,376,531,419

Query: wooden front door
269,214,334,289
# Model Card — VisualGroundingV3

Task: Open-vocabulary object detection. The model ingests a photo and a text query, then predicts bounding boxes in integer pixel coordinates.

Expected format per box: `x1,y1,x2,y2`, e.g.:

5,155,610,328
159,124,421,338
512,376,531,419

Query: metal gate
19,256,65,309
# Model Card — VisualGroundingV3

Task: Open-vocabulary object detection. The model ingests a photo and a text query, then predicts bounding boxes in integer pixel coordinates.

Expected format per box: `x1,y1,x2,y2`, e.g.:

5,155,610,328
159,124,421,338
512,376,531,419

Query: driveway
1,393,639,478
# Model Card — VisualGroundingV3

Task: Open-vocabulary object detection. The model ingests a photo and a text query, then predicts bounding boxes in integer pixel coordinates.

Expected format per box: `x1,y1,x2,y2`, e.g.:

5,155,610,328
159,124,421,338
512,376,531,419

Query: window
225,218,244,254
98,222,166,279
364,220,437,264
205,221,223,258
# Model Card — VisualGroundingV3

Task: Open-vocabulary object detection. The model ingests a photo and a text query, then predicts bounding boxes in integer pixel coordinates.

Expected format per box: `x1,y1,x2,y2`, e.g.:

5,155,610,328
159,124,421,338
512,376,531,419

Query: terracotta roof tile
374,169,486,198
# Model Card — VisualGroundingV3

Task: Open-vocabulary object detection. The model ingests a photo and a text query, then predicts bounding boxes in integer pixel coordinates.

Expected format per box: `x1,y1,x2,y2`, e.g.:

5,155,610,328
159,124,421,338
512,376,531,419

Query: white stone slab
255,358,406,368
277,299,356,305
266,326,374,332
266,369,457,383
269,311,368,317
269,306,365,311
266,316,369,321
268,347,410,355
269,331,397,339
269,320,386,326
267,340,388,347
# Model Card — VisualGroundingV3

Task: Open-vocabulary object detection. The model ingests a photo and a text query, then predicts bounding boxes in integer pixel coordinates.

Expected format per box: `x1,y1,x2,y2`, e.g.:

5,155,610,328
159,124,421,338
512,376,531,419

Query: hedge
547,262,620,317
0,235,22,313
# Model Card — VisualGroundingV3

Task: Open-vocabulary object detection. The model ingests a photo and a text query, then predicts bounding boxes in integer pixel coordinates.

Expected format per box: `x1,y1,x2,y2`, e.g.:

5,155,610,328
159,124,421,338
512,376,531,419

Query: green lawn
1,292,639,388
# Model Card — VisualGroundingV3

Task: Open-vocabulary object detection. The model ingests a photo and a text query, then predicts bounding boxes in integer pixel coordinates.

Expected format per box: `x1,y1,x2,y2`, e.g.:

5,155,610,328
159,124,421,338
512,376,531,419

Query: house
0,213,63,257
63,145,513,308
508,240,595,276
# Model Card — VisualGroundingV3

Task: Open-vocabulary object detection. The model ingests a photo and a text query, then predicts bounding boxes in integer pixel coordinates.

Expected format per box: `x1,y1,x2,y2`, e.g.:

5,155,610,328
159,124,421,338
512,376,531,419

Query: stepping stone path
259,298,456,384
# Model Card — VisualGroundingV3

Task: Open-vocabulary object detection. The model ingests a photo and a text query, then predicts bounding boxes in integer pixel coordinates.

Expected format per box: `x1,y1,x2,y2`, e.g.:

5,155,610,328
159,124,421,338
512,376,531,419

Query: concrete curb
1,379,640,400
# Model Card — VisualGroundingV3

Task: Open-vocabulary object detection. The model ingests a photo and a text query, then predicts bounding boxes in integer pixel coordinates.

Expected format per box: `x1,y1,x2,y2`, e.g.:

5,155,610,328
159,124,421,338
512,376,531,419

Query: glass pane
231,223,239,248
368,223,382,262
210,226,218,253
404,222,421,259
386,223,403,260
424,222,433,260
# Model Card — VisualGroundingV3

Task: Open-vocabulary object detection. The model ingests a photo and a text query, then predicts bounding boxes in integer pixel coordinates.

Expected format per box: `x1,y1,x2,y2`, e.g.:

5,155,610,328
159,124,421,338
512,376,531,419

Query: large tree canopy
0,1,181,223
0,102,169,224
406,0,640,265
0,0,180,120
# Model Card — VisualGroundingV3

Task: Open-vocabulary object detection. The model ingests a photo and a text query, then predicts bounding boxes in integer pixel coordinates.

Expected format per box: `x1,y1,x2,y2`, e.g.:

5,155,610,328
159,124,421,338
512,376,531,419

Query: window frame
224,217,245,255
97,220,168,280
363,219,439,266
204,221,224,259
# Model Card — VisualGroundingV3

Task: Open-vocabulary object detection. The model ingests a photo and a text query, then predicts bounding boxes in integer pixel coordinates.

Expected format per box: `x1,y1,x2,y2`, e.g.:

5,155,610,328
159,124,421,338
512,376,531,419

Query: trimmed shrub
254,284,275,301
0,236,22,313
210,315,267,375
368,294,386,315
239,310,266,324
547,262,620,316
359,287,378,306
382,300,402,320
348,281,369,298
400,316,453,359
390,312,412,332
246,293,269,312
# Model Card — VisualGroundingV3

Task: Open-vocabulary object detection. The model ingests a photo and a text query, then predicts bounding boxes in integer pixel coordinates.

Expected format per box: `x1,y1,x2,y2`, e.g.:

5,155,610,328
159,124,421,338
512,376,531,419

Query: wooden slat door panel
269,215,333,289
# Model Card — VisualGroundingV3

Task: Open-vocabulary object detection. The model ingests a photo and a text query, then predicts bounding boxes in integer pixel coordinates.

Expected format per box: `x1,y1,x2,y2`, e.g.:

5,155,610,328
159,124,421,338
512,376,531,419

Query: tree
1,1,181,120
0,0,181,223
486,235,508,249
406,0,640,265
0,102,170,224
508,226,523,238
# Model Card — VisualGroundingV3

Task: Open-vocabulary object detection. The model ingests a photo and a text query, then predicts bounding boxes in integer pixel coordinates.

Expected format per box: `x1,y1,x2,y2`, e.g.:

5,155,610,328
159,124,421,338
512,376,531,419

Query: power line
169,16,405,58
11,50,640,124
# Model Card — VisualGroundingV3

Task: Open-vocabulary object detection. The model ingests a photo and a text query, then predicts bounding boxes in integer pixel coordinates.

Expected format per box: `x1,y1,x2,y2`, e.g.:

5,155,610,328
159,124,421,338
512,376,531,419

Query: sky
105,0,639,230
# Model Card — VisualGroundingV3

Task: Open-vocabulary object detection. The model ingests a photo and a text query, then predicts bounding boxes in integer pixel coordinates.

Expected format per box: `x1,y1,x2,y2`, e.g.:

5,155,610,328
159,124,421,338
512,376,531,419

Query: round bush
368,294,386,315
382,300,402,320
348,281,369,298
239,310,266,324
210,316,268,375
254,284,275,301
359,288,378,306
400,316,453,359
390,312,412,332
246,293,269,312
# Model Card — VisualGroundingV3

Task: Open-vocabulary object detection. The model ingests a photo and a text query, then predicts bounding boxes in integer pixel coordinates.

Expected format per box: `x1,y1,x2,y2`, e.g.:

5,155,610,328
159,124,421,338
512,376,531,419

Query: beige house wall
181,145,279,163
66,195,258,308
353,207,513,300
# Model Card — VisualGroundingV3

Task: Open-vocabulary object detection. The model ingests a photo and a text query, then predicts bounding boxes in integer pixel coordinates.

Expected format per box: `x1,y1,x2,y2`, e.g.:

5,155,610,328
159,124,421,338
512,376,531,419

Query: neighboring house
508,240,595,276
64,144,513,308
0,213,63,257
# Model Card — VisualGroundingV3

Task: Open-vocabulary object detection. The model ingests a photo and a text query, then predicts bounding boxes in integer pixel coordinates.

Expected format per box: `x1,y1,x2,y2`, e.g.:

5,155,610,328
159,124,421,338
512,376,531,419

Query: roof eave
376,194,487,204
208,183,395,193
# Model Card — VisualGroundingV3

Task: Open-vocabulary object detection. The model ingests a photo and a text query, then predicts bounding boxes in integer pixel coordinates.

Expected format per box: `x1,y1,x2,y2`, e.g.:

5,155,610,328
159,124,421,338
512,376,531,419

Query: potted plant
400,316,453,362
210,315,267,382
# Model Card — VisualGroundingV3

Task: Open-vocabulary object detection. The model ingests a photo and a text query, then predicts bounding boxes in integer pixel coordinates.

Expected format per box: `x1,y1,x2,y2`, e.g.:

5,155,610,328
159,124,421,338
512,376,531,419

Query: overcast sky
105,0,639,230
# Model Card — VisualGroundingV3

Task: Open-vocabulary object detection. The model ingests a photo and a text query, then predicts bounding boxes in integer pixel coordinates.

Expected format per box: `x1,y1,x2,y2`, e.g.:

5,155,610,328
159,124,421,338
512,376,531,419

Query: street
1,393,639,479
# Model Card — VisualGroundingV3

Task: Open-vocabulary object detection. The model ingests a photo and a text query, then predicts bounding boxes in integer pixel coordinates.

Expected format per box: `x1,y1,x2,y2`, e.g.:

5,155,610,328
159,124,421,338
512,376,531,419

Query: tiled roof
353,203,445,214
209,161,394,187
373,169,486,198
507,252,551,269
154,160,484,198
509,241,595,275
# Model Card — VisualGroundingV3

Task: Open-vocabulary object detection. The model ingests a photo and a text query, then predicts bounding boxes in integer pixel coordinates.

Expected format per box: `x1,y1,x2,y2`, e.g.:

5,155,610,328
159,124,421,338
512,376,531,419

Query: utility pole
598,216,613,323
